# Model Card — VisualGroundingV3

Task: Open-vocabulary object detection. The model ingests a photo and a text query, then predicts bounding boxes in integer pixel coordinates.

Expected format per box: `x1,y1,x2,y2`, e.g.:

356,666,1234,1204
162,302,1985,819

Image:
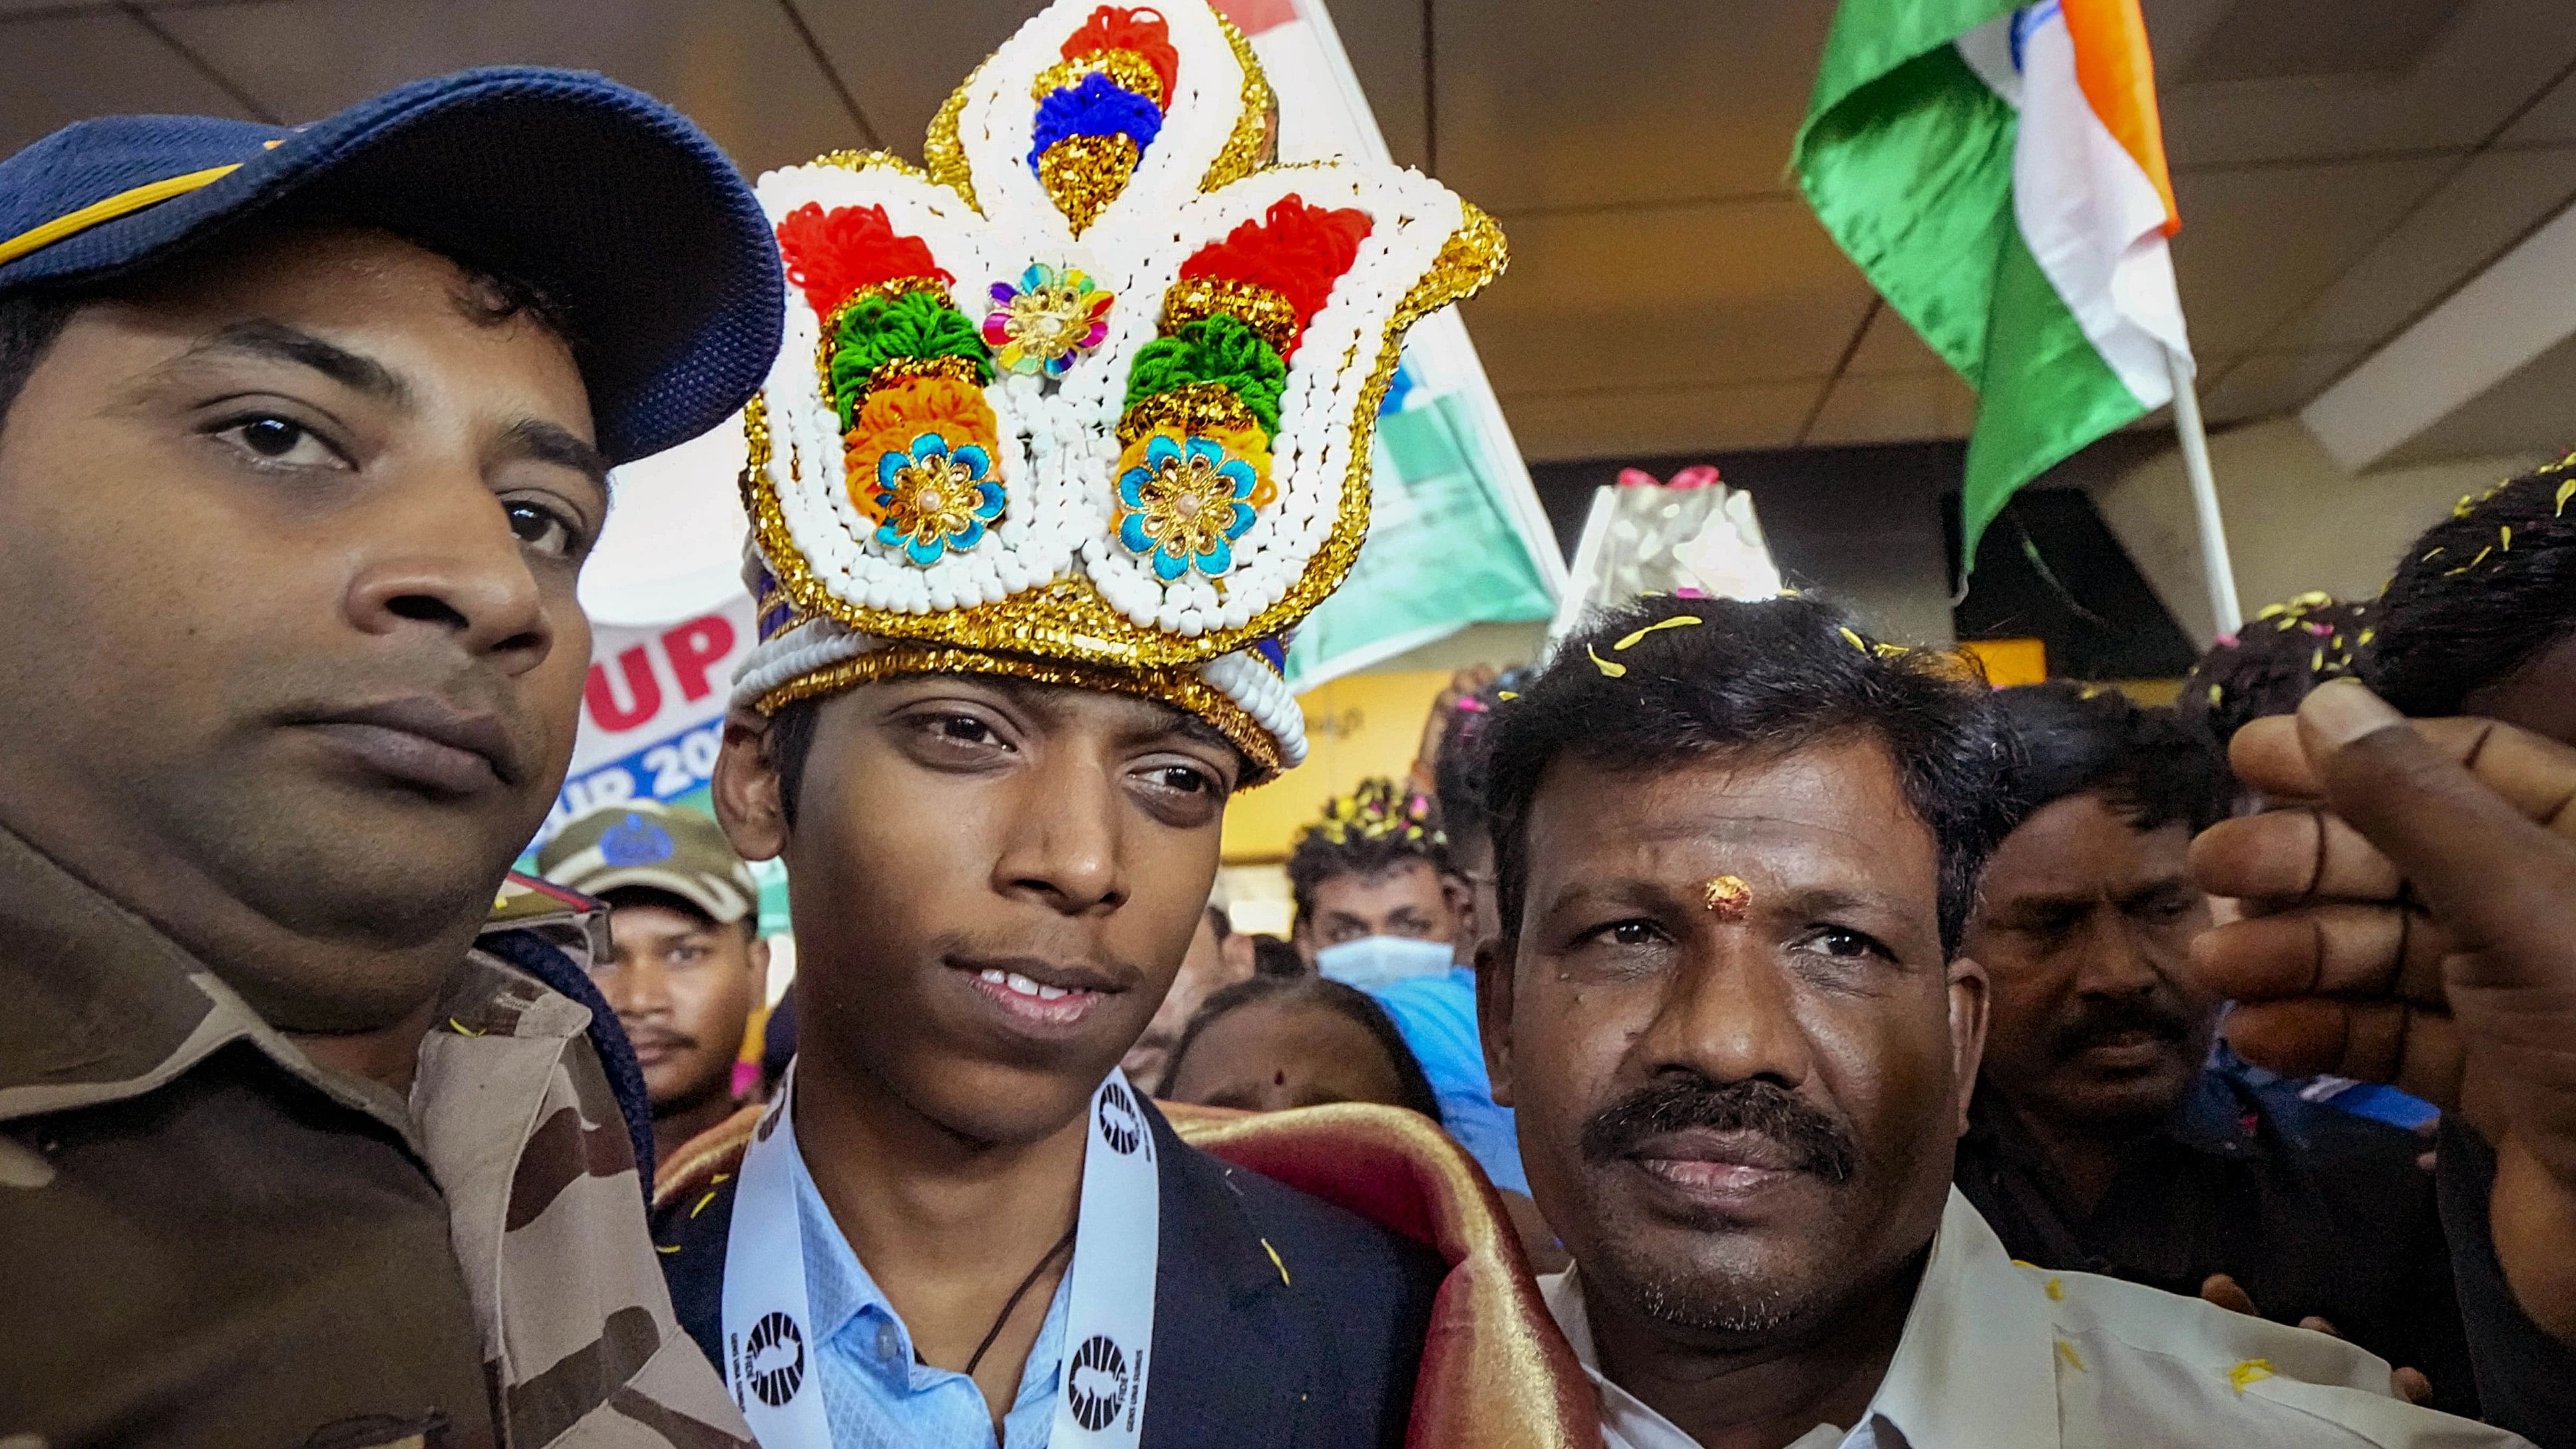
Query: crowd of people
3,6,2576,1449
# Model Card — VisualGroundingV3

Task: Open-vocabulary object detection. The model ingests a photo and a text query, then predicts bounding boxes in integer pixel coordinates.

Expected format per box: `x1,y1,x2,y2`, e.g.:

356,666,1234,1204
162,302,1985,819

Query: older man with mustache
1956,684,2474,1414
1471,597,2531,1449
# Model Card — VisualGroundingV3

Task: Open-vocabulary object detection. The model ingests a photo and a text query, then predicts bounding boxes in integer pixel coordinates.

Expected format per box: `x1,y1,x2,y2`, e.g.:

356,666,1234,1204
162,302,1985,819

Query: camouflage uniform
0,825,751,1448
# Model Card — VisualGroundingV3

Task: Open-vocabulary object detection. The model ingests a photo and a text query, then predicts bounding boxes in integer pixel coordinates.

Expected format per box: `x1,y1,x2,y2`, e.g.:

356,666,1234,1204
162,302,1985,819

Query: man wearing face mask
1289,779,1528,1196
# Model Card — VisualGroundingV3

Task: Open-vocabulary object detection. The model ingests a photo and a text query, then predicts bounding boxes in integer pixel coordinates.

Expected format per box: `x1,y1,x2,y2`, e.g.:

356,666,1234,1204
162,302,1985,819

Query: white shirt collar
1541,1189,2060,1449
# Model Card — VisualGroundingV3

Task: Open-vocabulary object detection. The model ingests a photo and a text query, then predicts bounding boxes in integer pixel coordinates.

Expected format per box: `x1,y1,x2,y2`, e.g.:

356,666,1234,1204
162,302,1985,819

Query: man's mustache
1580,1076,1859,1183
2048,995,2192,1062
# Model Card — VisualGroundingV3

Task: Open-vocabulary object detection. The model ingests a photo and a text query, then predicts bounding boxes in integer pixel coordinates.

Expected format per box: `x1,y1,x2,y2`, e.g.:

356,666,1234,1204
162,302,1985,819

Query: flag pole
2164,347,2241,638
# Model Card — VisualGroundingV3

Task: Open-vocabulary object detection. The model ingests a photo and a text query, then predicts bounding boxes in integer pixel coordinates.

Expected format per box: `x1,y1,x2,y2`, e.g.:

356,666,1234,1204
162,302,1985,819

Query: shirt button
876,1322,900,1362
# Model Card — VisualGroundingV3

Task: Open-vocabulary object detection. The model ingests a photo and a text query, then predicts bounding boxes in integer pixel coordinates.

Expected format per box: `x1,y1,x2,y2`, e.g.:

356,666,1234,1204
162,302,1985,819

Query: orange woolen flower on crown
840,375,1000,523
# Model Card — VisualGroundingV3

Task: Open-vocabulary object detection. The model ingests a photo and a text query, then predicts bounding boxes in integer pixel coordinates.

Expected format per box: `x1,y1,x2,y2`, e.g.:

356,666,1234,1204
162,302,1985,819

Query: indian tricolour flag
1795,0,2191,562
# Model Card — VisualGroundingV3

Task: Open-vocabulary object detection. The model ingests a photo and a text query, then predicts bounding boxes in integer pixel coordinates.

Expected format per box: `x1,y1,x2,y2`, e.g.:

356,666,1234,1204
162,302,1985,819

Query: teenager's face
717,677,1238,1145
1482,741,1985,1343
592,895,767,1116
0,226,601,1030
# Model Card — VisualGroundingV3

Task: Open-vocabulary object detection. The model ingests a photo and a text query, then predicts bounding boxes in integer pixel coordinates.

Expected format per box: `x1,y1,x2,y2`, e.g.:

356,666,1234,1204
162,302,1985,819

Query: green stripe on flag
1796,0,2150,567
1964,226,2148,559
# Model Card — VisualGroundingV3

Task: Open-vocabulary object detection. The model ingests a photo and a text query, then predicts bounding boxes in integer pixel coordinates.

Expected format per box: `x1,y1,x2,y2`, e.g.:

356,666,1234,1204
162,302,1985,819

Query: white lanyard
721,1064,1161,1448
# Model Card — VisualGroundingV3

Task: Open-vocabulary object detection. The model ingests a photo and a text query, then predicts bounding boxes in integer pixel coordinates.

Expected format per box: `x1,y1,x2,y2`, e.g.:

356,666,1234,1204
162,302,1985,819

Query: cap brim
9,67,782,463
565,866,754,926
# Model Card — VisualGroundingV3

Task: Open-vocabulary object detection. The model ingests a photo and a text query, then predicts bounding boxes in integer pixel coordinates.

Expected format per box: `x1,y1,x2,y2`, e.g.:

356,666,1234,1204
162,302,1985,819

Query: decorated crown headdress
729,0,1505,783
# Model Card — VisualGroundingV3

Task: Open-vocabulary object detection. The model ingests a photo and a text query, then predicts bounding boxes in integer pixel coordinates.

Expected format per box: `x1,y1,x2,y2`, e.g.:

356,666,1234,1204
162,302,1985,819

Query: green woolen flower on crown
1123,313,1286,440
828,290,994,427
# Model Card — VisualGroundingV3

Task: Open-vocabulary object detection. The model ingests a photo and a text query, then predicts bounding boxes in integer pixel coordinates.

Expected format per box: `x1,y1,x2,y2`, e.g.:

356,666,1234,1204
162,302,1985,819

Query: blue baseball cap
0,67,784,464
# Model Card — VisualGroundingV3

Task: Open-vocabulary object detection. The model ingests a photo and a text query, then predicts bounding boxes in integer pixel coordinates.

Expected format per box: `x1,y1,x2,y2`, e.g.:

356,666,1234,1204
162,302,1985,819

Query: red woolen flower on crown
775,202,953,319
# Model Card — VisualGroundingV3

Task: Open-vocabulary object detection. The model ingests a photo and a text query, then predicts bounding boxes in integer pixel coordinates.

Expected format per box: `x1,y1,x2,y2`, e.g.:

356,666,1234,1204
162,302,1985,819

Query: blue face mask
1314,934,1457,990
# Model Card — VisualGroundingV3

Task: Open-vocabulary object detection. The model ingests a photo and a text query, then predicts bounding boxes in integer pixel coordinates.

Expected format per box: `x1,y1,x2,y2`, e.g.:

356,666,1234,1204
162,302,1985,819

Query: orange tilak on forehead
1701,875,1752,921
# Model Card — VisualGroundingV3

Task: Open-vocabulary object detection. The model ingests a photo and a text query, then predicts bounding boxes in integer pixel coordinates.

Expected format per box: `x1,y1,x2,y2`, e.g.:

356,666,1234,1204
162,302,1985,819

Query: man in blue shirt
1288,779,1531,1198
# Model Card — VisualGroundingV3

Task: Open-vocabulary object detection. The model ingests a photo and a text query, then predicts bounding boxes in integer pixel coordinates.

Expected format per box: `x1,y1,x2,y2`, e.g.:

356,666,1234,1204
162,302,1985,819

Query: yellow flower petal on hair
1839,626,1869,653
2556,479,2575,516
2360,628,2376,646
1496,690,1518,701
2208,684,2223,705
2228,1359,2275,1395
1588,644,1627,678
2501,524,2513,552
1612,614,1703,650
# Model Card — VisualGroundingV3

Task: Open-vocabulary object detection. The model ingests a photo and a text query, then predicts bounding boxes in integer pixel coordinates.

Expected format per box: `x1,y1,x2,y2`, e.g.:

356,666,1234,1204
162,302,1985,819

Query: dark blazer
655,1094,1445,1448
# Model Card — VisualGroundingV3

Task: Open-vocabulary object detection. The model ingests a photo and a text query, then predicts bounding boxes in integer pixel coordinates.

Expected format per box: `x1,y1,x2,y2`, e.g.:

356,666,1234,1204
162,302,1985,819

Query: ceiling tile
1499,379,1818,462
1463,196,1874,395
152,0,859,175
1431,0,1836,214
1843,303,1954,377
2500,62,2576,146
0,11,254,154
2167,154,2458,355
2264,144,2576,352
1801,370,1977,447
789,0,1036,155
2197,347,2364,423
2150,0,2576,168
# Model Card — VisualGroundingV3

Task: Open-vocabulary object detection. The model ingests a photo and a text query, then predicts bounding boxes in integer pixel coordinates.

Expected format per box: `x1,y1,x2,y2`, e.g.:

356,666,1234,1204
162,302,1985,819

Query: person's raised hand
2188,679,2576,1346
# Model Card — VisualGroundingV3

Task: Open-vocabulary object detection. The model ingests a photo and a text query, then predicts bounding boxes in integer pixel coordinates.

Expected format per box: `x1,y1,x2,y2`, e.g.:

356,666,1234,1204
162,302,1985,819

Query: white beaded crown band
727,0,1505,783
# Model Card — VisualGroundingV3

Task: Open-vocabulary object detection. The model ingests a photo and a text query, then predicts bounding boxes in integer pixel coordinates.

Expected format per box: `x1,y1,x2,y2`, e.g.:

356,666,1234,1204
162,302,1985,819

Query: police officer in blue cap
0,72,781,1446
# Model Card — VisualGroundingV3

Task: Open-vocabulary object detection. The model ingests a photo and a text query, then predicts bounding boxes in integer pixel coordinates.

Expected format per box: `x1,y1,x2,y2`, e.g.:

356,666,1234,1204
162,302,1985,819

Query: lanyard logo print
743,1311,807,1408
1067,1335,1133,1431
1097,1079,1143,1155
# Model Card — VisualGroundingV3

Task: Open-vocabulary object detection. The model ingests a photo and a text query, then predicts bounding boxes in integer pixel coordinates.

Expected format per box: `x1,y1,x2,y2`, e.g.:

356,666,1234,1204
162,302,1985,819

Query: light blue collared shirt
789,1134,1069,1448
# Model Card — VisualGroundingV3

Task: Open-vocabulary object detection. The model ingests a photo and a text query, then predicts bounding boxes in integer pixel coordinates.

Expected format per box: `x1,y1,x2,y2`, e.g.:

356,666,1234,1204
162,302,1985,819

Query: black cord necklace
958,1219,1081,1378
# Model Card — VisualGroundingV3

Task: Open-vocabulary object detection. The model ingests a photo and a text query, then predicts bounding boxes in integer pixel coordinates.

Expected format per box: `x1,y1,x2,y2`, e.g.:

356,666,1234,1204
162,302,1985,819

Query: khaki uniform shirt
0,823,751,1448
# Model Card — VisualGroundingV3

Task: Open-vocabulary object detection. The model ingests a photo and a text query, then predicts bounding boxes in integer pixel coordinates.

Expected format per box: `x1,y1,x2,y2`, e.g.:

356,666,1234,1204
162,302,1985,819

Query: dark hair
1203,903,1232,940
0,292,80,433
1248,933,1304,978
1156,972,1441,1122
2367,460,2576,716
2177,594,2369,751
1429,671,1529,848
1991,683,2229,837
764,696,825,828
1482,595,2018,959
1284,779,1453,924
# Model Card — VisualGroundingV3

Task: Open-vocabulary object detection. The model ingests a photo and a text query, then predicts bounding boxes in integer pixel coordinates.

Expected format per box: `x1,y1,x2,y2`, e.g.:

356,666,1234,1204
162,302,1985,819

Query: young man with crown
648,4,1598,1446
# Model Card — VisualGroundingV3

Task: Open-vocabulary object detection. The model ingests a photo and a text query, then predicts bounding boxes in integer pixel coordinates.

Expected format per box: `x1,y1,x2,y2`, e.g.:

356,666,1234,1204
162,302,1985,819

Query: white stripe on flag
2011,5,2192,407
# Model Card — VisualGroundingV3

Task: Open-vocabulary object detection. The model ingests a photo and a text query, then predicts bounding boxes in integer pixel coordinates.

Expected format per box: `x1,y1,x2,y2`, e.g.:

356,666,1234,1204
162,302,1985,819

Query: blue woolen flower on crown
1029,71,1165,166
872,431,1004,566
1115,432,1261,581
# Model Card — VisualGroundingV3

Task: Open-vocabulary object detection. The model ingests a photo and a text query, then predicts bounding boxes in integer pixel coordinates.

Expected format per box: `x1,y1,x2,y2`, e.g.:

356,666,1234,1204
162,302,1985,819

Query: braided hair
2366,457,2576,717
